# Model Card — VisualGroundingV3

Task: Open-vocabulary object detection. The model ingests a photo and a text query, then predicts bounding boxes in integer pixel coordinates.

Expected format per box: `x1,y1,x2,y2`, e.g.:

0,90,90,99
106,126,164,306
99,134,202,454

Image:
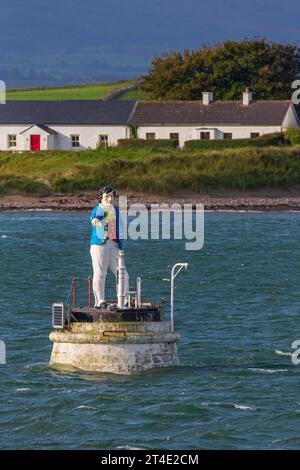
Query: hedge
117,138,178,149
184,133,286,150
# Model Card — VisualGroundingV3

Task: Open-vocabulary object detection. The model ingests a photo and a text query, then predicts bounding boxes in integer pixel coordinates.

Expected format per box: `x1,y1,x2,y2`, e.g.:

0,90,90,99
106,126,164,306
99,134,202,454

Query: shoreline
2,190,300,211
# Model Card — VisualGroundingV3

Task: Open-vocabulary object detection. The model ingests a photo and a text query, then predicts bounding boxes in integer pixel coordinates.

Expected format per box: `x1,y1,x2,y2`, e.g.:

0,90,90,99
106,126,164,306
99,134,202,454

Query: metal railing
170,263,188,332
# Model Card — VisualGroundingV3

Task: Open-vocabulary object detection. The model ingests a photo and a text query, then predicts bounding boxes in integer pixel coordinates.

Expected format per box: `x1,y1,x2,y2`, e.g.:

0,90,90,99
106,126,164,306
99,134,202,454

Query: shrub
285,127,300,145
184,133,285,150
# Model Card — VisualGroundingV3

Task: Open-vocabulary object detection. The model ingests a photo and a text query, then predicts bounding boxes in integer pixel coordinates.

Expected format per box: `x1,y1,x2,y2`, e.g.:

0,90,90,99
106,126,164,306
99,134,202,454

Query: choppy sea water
1,211,300,450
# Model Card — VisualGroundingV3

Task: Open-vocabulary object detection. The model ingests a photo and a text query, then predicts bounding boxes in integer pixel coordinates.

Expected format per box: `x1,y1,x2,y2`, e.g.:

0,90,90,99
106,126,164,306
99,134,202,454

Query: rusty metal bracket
103,330,126,337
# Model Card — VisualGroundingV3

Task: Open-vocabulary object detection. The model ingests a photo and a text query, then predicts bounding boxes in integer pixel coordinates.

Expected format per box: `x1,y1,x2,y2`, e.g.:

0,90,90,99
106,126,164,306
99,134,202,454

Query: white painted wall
48,125,129,150
137,125,284,147
0,124,129,151
0,125,27,151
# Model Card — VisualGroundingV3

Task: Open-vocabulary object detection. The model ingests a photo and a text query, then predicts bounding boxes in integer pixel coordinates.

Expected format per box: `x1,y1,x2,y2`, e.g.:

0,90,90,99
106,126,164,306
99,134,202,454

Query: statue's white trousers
90,240,129,307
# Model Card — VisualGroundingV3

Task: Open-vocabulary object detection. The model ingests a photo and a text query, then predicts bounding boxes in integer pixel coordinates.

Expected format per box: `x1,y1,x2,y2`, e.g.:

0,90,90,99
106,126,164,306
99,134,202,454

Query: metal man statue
90,186,129,309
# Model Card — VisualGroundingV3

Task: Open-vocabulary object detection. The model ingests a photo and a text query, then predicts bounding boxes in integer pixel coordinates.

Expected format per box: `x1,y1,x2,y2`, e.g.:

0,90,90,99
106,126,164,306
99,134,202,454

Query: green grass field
7,80,135,101
1,145,300,196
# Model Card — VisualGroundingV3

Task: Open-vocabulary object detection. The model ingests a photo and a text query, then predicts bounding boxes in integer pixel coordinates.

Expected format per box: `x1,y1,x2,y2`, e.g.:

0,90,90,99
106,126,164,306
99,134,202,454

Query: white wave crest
234,404,255,411
275,350,292,357
116,446,146,450
249,368,289,374
76,405,97,410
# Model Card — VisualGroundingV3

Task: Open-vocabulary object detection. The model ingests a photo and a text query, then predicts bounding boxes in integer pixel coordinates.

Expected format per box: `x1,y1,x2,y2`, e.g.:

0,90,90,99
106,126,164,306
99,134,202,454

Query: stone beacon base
49,321,180,375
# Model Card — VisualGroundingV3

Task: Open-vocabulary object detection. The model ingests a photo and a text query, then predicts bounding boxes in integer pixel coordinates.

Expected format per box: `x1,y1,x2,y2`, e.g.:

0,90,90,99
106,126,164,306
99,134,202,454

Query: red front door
30,135,40,151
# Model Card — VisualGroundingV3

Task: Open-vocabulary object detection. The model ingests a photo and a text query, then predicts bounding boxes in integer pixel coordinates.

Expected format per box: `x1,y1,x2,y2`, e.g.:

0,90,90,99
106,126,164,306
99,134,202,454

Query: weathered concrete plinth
49,321,180,375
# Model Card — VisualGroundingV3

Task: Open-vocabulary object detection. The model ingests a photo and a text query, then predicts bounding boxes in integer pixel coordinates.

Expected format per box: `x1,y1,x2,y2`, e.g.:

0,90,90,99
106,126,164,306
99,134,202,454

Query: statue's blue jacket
90,204,123,249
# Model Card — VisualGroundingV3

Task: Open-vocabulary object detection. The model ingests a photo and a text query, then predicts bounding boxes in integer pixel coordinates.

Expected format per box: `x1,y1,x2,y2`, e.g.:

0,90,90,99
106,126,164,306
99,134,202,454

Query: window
223,133,232,140
99,135,109,148
200,132,210,140
71,135,80,147
170,133,179,141
250,132,260,139
146,133,155,140
8,134,17,148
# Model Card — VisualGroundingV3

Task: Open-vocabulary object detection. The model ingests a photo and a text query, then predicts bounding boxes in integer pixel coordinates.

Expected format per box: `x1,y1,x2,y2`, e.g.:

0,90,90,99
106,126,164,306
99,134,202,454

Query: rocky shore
2,189,300,211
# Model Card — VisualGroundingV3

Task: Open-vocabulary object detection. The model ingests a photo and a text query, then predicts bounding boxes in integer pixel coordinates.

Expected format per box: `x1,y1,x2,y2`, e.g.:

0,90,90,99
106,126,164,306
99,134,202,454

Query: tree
140,38,300,100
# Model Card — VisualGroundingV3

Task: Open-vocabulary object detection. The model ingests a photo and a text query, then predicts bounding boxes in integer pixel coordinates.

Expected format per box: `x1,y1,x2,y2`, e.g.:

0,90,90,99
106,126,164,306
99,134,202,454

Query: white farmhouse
0,91,299,151
129,90,300,147
0,100,135,151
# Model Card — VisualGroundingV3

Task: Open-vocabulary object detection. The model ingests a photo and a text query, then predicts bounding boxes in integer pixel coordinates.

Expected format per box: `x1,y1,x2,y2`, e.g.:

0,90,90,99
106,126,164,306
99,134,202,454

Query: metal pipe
67,304,71,330
170,263,188,332
136,277,141,308
117,250,126,308
88,276,92,308
72,277,76,309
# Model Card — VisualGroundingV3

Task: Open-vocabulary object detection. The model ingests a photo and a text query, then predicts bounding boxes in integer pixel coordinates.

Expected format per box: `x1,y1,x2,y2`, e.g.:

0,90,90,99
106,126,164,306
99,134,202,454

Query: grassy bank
1,145,300,196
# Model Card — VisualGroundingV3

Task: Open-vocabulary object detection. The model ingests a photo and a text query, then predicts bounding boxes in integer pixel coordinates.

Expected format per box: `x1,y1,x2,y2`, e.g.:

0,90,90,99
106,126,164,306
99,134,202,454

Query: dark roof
20,124,57,134
0,100,136,125
129,100,293,126
0,99,294,127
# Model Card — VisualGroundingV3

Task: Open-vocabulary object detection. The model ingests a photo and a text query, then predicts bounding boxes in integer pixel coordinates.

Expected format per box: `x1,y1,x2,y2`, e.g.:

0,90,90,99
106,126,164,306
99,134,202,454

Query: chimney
242,88,253,105
202,91,213,105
